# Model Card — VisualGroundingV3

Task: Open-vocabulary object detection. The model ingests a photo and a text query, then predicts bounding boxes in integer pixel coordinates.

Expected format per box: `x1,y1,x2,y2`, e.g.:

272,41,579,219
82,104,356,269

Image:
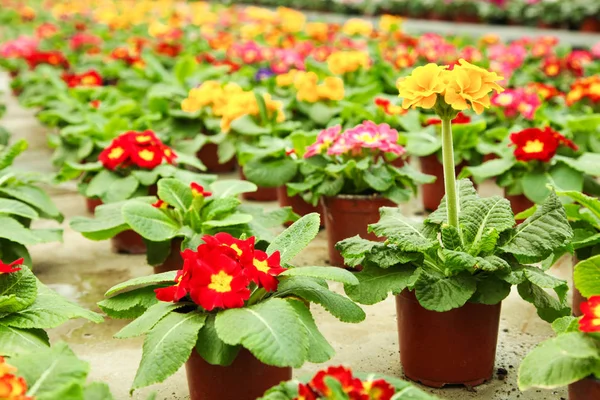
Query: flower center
208,271,233,293
253,258,270,273
138,149,155,161
496,93,513,106
229,244,243,257
523,140,544,153
136,135,153,143
108,147,124,159
81,76,97,85
358,133,379,144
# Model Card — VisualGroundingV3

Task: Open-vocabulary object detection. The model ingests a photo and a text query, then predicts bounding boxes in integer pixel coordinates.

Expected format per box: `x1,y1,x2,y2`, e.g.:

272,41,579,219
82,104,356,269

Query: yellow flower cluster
396,60,504,114
276,70,345,103
327,51,370,76
342,18,373,36
182,82,284,132
379,15,404,32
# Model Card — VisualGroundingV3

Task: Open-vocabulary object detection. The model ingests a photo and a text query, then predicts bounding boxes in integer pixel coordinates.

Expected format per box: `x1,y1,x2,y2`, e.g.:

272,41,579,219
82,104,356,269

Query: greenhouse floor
1,73,568,400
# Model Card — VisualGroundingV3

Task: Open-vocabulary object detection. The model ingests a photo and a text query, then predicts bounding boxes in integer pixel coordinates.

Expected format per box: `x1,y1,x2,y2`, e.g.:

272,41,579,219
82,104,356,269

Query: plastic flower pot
572,254,586,317
419,154,469,212
185,348,292,400
322,194,394,267
111,229,146,255
581,17,600,33
395,290,502,388
504,192,534,219
153,238,183,274
85,197,103,213
277,186,325,228
239,169,278,202
569,376,600,400
197,142,236,173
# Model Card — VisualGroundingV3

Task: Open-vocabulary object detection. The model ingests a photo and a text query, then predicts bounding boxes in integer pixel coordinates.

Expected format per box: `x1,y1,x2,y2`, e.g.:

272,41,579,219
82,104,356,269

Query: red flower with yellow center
90,100,101,109
190,183,212,198
542,57,562,77
0,258,23,274
579,296,600,333
374,98,406,116
362,379,395,400
510,127,561,163
0,357,31,400
98,131,177,170
296,384,317,400
201,233,255,269
310,366,365,398
188,248,251,311
78,71,103,87
155,269,190,303
244,250,285,292
152,199,168,209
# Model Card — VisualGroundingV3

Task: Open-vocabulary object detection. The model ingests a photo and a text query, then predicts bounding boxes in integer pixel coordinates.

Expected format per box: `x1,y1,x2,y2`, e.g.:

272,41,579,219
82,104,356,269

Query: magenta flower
304,125,342,158
0,36,39,58
592,42,600,59
491,88,541,120
341,121,405,156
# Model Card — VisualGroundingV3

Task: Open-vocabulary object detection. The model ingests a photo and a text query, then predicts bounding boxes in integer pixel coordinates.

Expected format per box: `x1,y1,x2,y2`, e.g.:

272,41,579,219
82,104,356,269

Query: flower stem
441,117,459,228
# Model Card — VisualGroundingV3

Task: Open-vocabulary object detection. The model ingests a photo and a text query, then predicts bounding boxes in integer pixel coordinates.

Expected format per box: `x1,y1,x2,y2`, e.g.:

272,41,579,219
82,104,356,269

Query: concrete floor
0,73,568,399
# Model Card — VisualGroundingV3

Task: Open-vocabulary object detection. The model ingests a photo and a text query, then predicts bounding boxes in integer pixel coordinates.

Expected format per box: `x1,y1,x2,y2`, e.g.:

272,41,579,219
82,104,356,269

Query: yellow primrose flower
276,69,302,87
342,18,373,36
295,72,320,103
396,63,447,109
327,51,370,75
277,7,305,33
444,59,504,114
306,22,329,42
317,77,345,101
379,15,403,32
148,21,170,37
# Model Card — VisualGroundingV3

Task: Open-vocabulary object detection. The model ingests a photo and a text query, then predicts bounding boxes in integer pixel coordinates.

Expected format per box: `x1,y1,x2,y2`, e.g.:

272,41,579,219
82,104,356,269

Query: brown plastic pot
505,192,534,220
572,254,586,317
185,348,292,400
395,290,502,388
111,230,146,254
85,197,103,213
238,169,278,202
581,17,600,33
322,194,394,267
419,154,470,212
569,376,600,400
197,142,236,173
277,186,325,227
153,238,184,274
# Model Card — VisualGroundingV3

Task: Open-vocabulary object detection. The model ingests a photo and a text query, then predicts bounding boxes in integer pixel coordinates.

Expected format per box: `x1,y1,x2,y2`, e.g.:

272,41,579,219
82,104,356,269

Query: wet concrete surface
0,74,568,399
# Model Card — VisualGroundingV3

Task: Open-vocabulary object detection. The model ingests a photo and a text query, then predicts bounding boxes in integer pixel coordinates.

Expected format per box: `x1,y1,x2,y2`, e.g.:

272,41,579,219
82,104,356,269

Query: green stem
441,117,459,228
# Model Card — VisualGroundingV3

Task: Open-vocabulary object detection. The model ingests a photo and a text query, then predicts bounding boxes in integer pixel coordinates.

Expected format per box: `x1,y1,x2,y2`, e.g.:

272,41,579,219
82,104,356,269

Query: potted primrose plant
99,214,366,400
338,61,573,388
291,121,433,267
70,177,297,274
0,259,103,357
518,254,600,400
65,129,213,254
0,140,64,264
259,365,438,400
460,125,597,217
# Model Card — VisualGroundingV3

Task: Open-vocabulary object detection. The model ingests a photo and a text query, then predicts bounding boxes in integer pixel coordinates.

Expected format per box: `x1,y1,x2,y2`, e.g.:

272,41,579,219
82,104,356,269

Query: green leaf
470,275,511,305
0,326,49,357
267,213,320,264
11,342,89,399
460,157,515,184
115,302,184,339
84,382,114,400
123,202,180,242
556,153,600,176
0,185,61,221
442,250,477,274
0,199,38,219
550,163,584,194
574,254,600,298
230,115,270,135
0,266,37,313
201,212,253,228
277,276,365,322
84,169,119,198
243,158,297,188
427,179,478,224
104,271,177,297
132,311,206,390
363,167,393,192
518,332,600,390
145,239,171,266
517,281,570,323
0,140,28,170
174,55,198,84
105,175,139,203
157,178,193,212
500,192,572,263
552,316,580,334
215,298,308,367
202,197,240,221
414,271,477,312
287,299,334,364
98,287,159,319
0,216,44,246
195,315,240,366
280,266,359,285
344,264,414,305
440,225,462,250
461,196,514,255
1,283,103,328
369,207,436,252
556,190,600,221
523,266,568,291
210,180,257,198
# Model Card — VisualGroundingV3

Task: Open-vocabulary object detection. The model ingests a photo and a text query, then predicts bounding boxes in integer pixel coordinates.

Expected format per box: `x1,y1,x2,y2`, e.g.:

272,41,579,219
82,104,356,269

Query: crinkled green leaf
427,179,478,224
414,271,477,312
368,207,436,252
461,196,514,255
574,254,600,298
267,213,320,264
343,264,413,305
98,287,160,319
0,266,37,313
123,202,180,242
104,272,176,297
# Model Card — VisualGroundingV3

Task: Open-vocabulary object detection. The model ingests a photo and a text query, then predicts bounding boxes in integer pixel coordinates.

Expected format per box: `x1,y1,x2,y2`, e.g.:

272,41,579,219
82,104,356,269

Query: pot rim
324,193,388,201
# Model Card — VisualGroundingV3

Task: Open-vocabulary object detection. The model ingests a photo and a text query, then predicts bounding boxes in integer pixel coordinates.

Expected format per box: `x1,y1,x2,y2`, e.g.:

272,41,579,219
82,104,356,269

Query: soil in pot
153,238,184,274
419,154,471,212
238,169,278,202
322,195,394,267
505,192,534,220
111,230,146,255
395,290,502,388
185,348,292,400
197,142,236,173
277,186,325,227
568,376,600,400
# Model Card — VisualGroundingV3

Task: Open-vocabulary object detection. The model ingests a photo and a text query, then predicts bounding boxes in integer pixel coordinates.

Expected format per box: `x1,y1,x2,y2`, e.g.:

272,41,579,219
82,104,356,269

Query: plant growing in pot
0,140,64,264
292,121,434,267
337,61,573,388
260,365,438,400
70,177,297,273
0,259,103,357
460,126,598,216
99,214,366,400
65,129,214,253
518,254,600,400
